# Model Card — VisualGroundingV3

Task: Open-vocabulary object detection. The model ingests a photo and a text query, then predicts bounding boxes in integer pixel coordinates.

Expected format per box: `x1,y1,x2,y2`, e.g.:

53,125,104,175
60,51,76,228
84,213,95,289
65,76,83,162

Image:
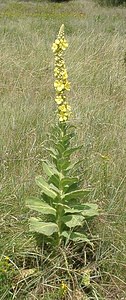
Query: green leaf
61,177,79,187
29,217,58,236
64,207,83,214
46,147,58,156
69,232,91,243
83,203,98,209
63,145,83,157
66,159,84,172
43,161,59,178
42,160,62,186
73,203,99,217
48,175,60,188
62,132,75,144
64,203,98,217
62,214,84,228
26,197,56,216
50,183,60,194
62,189,91,201
54,203,69,209
53,142,65,154
61,231,92,244
61,231,70,239
35,176,57,199
82,210,99,217
57,158,71,170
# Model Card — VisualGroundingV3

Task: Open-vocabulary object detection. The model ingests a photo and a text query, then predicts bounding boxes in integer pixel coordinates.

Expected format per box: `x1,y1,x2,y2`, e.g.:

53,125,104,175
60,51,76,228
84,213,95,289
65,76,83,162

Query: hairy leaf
62,214,84,228
48,174,60,188
66,159,84,172
63,145,83,157
35,176,57,199
73,203,99,217
62,189,91,201
61,177,79,187
64,203,98,218
26,197,56,216
29,217,58,236
54,142,65,154
57,158,71,171
46,147,58,156
64,207,83,214
69,232,91,243
43,161,59,177
61,231,91,244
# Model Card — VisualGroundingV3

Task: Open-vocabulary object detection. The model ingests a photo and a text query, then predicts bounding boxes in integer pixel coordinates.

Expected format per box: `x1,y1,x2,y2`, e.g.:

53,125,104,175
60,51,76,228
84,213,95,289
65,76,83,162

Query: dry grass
0,0,126,298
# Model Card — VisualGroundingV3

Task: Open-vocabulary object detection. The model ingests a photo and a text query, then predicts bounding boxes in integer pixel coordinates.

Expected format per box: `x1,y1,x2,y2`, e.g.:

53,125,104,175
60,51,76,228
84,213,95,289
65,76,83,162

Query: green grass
0,0,126,299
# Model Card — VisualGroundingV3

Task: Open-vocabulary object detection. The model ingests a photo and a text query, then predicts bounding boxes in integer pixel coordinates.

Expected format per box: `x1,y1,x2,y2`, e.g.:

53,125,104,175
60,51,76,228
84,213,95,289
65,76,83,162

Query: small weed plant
26,25,99,247
0,256,17,295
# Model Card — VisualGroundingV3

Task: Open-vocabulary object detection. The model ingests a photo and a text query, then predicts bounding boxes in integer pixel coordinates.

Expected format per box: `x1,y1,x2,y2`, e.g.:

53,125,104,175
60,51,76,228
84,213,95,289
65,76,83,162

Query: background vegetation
94,0,125,7
0,0,126,299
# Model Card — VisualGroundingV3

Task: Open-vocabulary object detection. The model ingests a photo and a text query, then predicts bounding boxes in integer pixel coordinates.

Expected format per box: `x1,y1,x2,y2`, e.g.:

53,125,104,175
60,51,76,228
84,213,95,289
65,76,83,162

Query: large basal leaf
29,217,58,236
61,231,70,239
62,189,91,201
61,231,92,244
82,209,99,217
70,232,92,244
84,203,98,209
35,176,57,199
62,214,84,228
72,203,99,217
26,197,56,216
65,203,99,217
64,207,83,214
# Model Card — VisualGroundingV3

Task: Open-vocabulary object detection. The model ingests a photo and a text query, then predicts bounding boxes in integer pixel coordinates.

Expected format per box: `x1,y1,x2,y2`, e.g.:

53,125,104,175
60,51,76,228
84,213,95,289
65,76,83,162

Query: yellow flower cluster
52,24,71,122
61,281,68,295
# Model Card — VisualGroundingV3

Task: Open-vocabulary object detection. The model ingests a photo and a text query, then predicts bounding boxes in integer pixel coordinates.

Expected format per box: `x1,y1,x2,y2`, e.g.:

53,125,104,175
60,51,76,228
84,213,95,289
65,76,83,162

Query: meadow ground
0,0,126,299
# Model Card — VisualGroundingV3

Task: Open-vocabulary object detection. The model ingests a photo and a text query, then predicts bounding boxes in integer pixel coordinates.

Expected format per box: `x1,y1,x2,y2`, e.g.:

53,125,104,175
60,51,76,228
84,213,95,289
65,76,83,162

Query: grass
0,0,126,298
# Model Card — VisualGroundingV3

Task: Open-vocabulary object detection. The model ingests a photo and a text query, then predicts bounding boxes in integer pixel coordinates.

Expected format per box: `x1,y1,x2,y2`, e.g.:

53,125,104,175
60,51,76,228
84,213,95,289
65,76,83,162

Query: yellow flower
60,39,68,50
52,24,72,122
52,39,60,53
66,104,71,111
62,70,68,80
58,111,68,122
58,24,64,38
54,80,64,92
52,43,58,53
59,104,67,112
55,95,63,105
64,80,70,91
61,281,68,295
54,67,59,76
55,39,60,45
5,256,10,261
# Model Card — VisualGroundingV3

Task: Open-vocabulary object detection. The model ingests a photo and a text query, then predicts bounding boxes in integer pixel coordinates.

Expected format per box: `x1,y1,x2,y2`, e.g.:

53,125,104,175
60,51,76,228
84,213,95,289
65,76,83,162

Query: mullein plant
26,25,98,246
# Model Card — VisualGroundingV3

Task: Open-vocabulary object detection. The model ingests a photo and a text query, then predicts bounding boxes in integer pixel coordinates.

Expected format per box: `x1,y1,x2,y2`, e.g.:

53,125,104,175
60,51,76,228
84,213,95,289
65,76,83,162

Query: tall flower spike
52,24,72,122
